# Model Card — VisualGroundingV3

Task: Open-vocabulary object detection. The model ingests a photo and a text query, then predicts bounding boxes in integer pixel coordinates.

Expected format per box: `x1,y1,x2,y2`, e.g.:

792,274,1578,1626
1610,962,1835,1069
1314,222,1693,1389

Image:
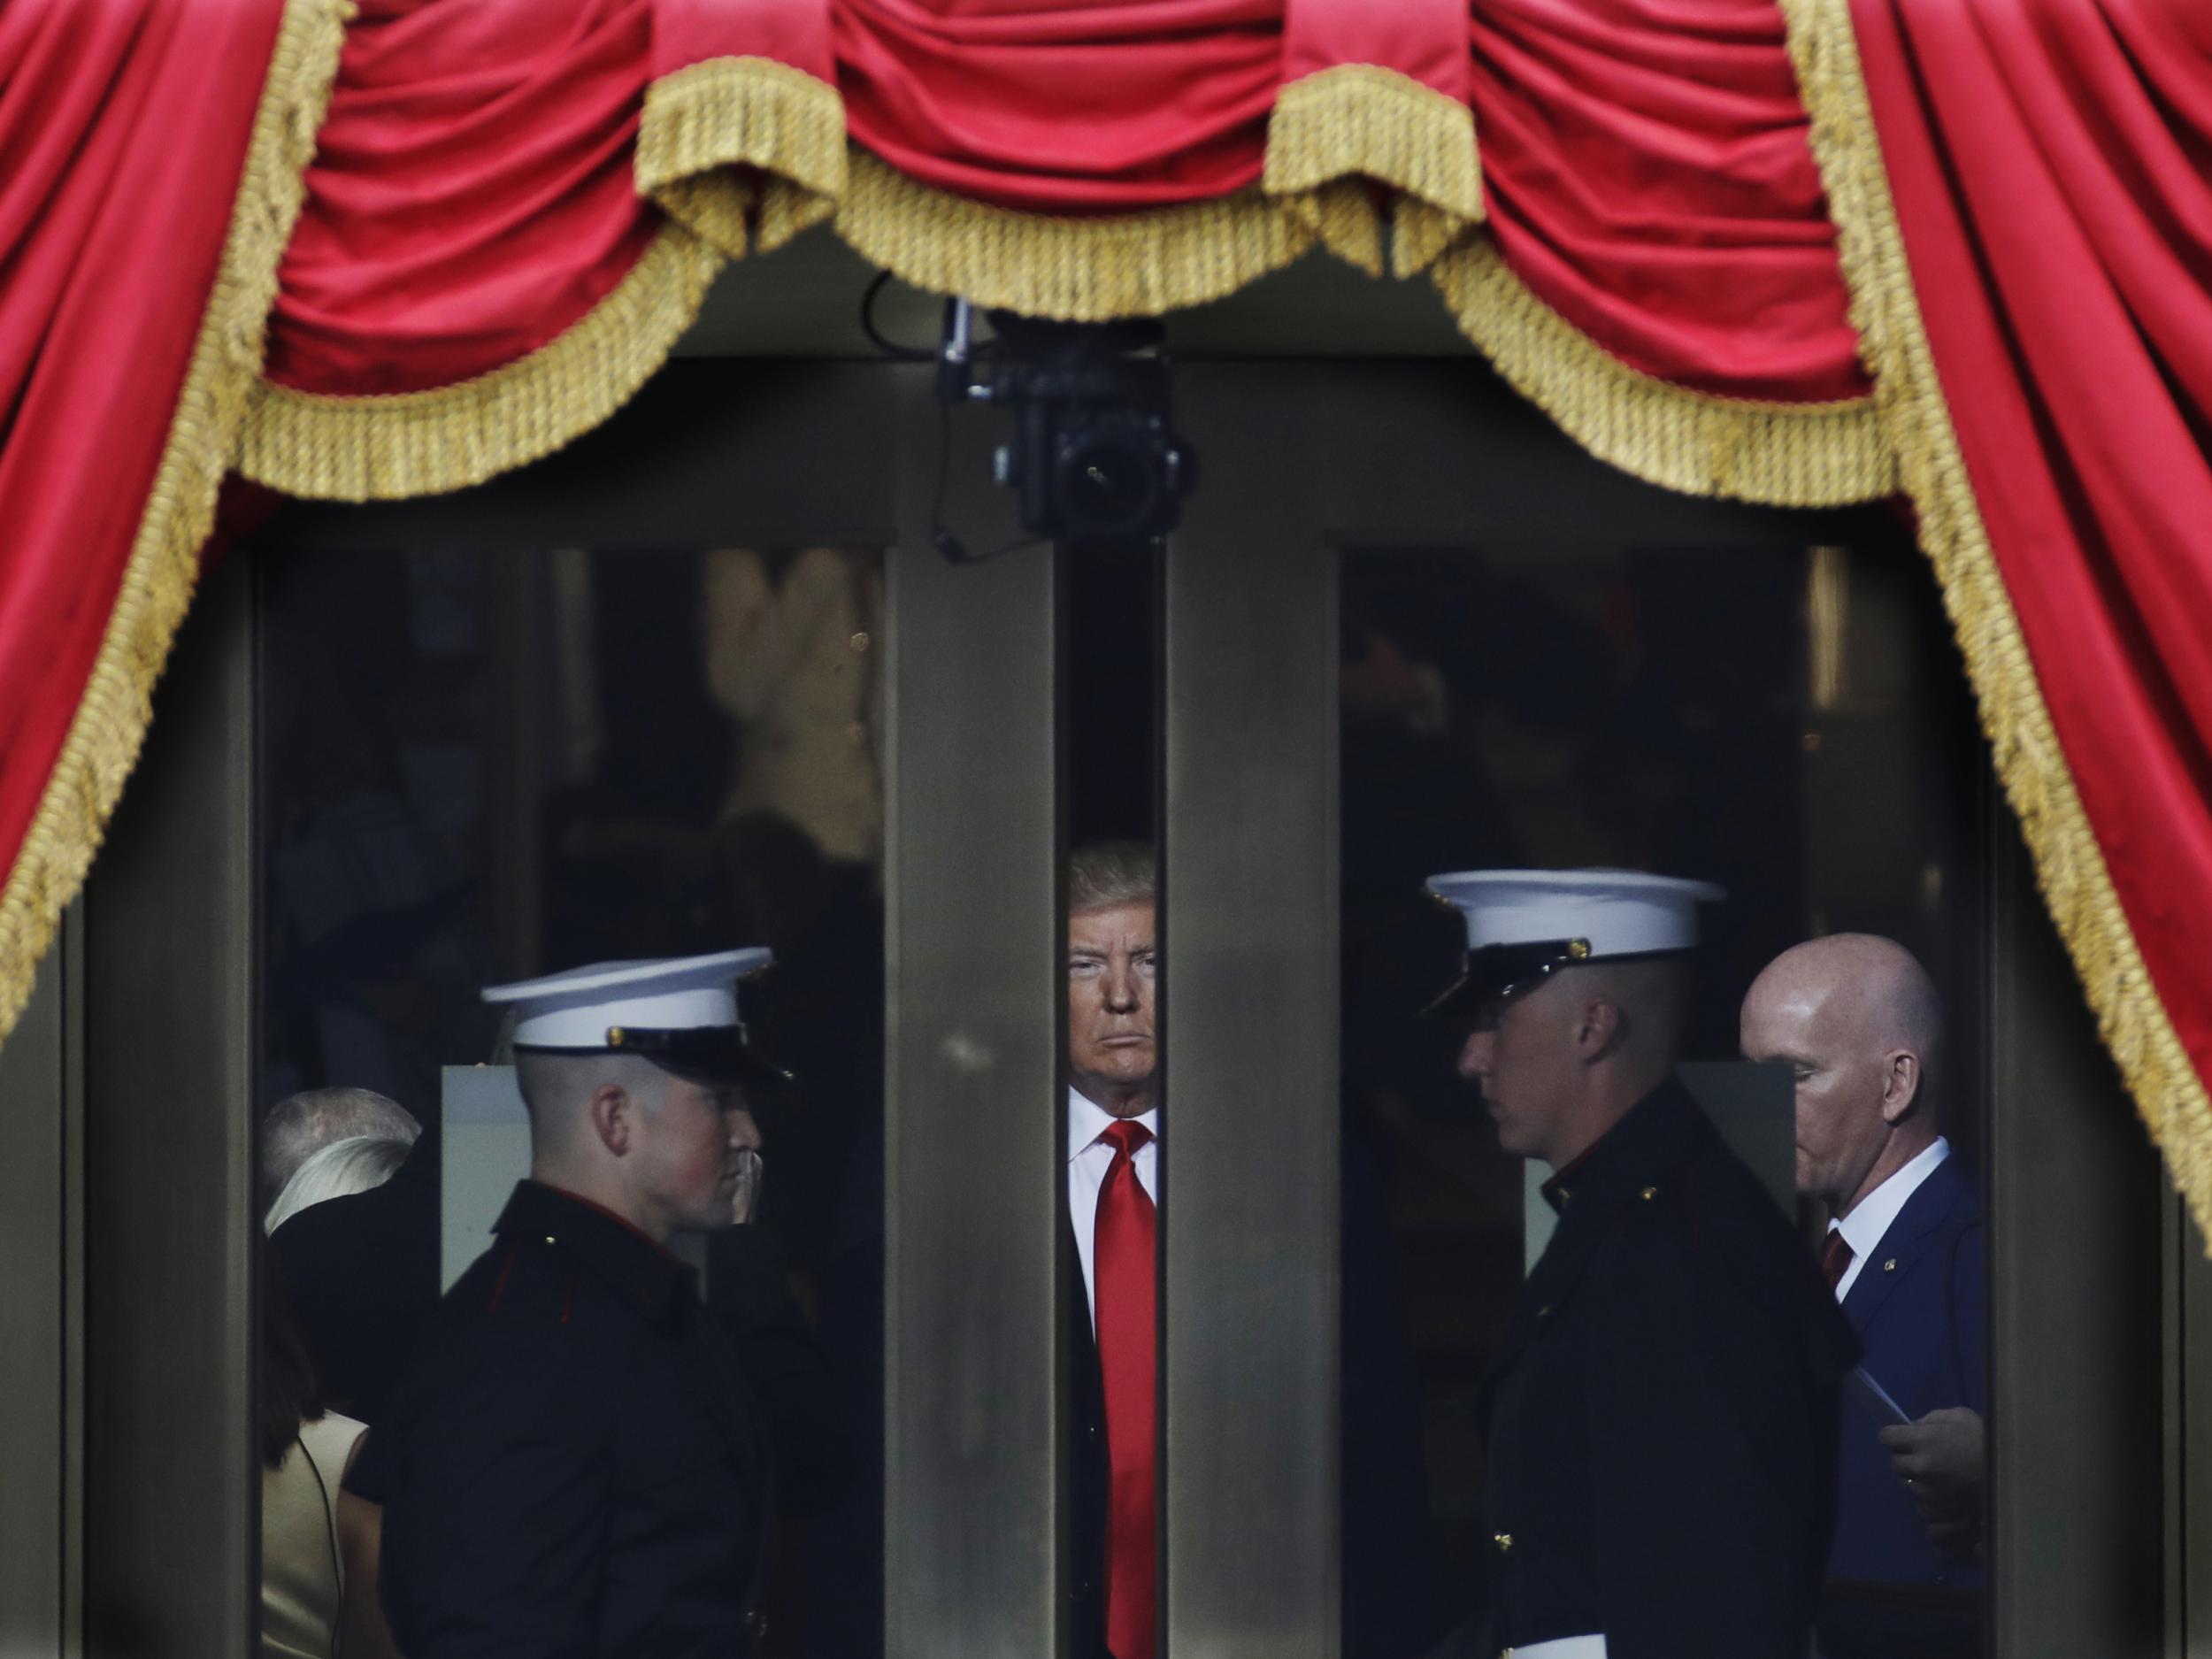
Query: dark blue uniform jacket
1478,1079,1859,1659
1820,1154,1984,1658
348,1180,773,1659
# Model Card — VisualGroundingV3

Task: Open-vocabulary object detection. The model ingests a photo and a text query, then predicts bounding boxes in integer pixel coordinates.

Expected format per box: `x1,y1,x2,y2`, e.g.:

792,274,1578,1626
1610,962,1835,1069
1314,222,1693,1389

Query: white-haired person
261,1087,420,1209
265,1133,412,1235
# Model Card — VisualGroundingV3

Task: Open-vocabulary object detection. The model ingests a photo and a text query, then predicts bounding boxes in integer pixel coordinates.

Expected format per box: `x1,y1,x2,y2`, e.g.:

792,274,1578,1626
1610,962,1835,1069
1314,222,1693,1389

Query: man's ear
588,1083,633,1156
1578,996,1625,1062
1879,1050,1922,1125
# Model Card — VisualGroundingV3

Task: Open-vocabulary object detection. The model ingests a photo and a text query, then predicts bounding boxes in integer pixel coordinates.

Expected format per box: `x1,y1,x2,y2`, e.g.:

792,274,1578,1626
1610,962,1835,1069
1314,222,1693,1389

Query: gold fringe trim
1779,0,2212,1234
831,145,1317,322
1430,234,1897,508
1261,64,1482,278
235,220,726,501
0,0,356,1051
639,55,844,258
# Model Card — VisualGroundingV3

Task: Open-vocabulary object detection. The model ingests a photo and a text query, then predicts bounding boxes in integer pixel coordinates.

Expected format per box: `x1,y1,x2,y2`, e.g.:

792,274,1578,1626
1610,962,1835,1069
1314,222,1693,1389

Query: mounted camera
935,299,1197,543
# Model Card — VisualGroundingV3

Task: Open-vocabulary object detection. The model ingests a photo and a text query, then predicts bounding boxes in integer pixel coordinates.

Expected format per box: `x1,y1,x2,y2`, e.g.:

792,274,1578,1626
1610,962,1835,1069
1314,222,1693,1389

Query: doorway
33,352,2170,1657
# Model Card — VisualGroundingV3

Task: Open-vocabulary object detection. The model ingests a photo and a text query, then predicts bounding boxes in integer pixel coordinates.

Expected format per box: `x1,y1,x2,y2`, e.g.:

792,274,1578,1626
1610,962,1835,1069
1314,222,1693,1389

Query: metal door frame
0,906,83,1656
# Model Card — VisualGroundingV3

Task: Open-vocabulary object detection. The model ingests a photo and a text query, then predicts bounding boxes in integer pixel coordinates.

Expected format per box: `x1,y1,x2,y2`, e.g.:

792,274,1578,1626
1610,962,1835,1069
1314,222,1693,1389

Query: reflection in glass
257,546,886,1657
1339,538,1988,1655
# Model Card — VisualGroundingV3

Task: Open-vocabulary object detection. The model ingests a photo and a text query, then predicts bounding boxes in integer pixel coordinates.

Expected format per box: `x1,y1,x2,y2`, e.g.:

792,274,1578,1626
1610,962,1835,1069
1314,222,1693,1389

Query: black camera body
937,304,1197,544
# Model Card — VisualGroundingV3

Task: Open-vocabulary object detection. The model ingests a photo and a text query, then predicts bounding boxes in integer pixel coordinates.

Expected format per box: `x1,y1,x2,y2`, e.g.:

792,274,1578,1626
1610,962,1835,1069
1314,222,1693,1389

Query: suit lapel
1842,1156,1966,1333
1063,1216,1102,1371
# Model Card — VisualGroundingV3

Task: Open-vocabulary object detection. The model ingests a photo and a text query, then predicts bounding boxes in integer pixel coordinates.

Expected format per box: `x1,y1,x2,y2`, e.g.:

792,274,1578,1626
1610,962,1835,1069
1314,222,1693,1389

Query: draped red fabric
1284,0,1469,99
1851,0,2212,1093
0,0,284,929
264,0,658,396
264,0,851,399
1470,0,1870,402
834,0,1280,211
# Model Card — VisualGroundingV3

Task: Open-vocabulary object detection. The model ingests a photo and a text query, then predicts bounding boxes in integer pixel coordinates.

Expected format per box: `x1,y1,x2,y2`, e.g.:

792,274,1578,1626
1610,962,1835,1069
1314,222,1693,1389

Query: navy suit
1820,1154,1985,1658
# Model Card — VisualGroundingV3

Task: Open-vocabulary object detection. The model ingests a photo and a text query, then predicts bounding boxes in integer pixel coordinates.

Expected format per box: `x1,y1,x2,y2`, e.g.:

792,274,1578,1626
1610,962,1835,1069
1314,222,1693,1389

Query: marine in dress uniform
1426,871,1859,1659
345,950,795,1659
1742,935,1985,1659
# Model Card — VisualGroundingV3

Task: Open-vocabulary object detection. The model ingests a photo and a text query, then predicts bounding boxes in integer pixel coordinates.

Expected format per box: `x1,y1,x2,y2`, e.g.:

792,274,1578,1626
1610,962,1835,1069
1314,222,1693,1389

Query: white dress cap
483,948,773,1050
1425,869,1726,957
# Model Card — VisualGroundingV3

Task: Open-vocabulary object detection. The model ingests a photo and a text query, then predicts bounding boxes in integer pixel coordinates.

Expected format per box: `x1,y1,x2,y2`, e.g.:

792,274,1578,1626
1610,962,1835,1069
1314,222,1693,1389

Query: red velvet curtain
0,0,289,987
835,0,1280,210
1471,0,1869,402
1851,0,2212,1098
266,0,658,396
7,0,2212,1187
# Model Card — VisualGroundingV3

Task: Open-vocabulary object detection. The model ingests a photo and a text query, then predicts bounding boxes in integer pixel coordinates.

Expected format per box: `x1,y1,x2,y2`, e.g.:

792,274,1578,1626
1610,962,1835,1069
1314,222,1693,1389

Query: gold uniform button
1537,1305,1553,1320
1493,1532,1514,1554
1884,1257,1899,1272
1640,1185,1658,1201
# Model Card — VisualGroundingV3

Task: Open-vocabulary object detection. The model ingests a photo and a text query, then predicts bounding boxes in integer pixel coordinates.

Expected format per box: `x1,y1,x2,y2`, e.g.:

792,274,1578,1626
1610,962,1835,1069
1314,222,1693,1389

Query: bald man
1742,935,1985,1659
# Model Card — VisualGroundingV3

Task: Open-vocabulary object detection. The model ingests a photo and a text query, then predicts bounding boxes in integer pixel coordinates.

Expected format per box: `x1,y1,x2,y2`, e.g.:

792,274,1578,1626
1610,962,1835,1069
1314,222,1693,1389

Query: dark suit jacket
1477,1079,1859,1659
1064,1226,1113,1659
1819,1154,1985,1658
1062,1118,1446,1659
270,1134,442,1425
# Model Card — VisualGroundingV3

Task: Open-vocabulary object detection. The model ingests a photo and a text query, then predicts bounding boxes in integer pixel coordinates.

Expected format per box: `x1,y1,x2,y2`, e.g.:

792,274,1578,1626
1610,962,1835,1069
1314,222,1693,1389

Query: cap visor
1421,972,1484,1020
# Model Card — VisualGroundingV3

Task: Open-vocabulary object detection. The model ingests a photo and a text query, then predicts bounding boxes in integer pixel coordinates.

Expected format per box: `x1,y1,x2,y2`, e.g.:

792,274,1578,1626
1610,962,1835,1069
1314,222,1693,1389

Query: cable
926,400,1045,565
859,271,933,361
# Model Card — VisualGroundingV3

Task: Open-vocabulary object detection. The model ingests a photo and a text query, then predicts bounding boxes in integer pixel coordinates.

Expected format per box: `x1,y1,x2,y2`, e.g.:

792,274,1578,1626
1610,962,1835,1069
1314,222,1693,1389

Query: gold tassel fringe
832,146,1317,322
1430,235,1898,508
235,221,727,501
0,0,357,1050
1262,64,1482,278
1778,0,2212,1237
639,55,845,258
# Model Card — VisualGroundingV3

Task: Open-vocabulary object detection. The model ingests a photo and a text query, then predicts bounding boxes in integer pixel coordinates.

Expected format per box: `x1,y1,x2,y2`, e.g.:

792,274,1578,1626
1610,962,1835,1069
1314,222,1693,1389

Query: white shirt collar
1831,1135,1951,1260
1068,1085,1159,1162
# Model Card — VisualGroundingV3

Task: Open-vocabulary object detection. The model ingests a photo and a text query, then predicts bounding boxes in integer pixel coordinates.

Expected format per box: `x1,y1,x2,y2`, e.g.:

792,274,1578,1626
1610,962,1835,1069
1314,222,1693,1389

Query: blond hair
1068,841,1156,914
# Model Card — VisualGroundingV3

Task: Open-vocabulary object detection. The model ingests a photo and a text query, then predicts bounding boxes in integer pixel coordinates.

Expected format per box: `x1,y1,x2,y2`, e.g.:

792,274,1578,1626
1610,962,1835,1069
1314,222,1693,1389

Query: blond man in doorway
1062,842,1443,1659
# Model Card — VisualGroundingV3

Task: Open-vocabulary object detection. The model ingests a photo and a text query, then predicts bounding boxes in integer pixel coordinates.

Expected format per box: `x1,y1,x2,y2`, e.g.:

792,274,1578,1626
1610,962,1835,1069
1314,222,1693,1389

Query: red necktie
1821,1229,1856,1293
1094,1119,1157,1659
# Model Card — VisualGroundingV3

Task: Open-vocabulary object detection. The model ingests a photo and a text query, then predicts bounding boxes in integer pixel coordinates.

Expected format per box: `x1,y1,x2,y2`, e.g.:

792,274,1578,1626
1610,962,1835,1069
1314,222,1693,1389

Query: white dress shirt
1828,1135,1951,1301
1067,1086,1161,1335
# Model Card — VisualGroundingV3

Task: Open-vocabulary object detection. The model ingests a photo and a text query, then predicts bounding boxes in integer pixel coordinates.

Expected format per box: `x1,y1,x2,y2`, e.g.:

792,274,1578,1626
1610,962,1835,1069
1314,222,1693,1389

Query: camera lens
1056,430,1160,538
